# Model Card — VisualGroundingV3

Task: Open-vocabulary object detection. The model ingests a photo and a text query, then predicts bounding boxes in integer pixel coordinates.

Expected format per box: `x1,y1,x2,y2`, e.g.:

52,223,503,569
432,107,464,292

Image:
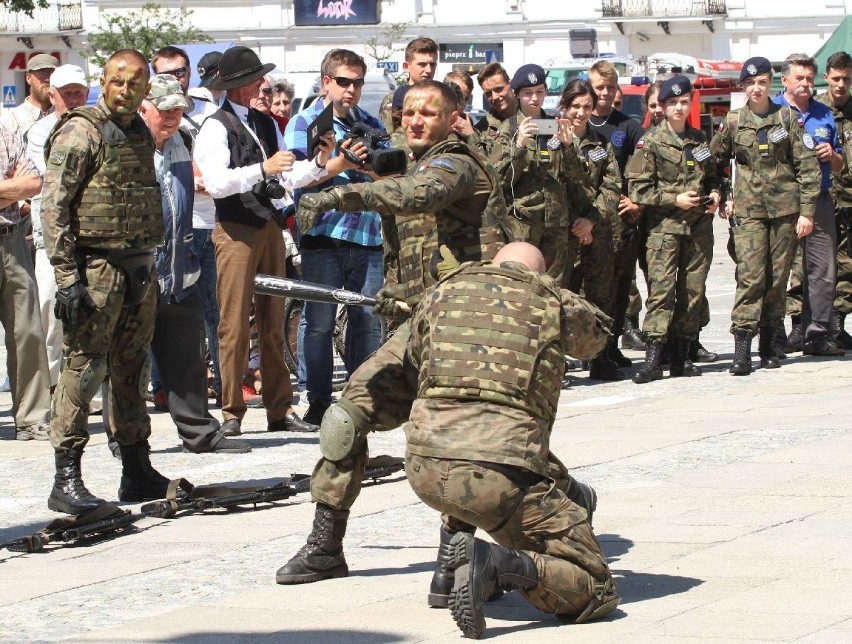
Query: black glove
297,189,341,234
54,282,95,328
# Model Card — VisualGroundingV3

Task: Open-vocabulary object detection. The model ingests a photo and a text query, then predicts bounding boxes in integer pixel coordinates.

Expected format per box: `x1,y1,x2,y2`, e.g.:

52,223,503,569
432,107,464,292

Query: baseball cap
50,64,87,89
146,74,190,110
27,54,59,73
197,51,223,88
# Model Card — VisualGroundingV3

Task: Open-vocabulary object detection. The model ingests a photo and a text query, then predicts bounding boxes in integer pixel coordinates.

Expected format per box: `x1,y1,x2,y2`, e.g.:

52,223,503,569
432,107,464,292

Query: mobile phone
529,118,558,136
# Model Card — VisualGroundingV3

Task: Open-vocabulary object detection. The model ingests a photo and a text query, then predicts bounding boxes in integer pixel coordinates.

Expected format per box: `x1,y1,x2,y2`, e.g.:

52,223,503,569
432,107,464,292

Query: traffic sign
377,61,399,73
2,85,16,107
485,50,502,65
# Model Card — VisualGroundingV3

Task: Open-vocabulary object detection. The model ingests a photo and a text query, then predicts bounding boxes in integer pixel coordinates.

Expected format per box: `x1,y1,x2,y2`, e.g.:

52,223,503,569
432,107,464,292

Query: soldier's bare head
402,81,460,158
101,49,151,119
493,242,546,273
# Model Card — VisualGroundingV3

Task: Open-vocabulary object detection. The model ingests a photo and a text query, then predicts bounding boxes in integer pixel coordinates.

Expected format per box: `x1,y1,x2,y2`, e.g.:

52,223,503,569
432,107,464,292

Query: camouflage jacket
816,91,852,207
404,260,610,474
475,109,599,236
573,129,622,225
709,103,820,219
41,99,164,288
626,120,718,235
335,134,508,306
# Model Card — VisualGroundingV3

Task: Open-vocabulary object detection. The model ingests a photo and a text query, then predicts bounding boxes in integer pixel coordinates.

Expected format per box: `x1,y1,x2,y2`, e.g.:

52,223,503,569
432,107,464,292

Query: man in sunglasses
283,48,383,428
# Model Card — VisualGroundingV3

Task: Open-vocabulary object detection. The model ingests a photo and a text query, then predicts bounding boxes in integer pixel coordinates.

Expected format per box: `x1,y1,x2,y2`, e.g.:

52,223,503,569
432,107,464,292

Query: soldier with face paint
41,49,176,516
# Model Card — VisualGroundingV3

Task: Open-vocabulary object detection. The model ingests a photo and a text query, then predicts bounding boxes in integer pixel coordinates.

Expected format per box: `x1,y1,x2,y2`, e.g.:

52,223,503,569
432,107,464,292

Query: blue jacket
155,132,199,303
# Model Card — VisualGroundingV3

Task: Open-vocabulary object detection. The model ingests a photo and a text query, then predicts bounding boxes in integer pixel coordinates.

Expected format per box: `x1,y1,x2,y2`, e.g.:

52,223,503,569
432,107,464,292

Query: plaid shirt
284,98,383,247
0,127,37,225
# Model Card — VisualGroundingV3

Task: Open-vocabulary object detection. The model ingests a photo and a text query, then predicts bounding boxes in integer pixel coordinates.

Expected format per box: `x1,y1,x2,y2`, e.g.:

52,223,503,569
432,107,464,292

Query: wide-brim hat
208,46,275,91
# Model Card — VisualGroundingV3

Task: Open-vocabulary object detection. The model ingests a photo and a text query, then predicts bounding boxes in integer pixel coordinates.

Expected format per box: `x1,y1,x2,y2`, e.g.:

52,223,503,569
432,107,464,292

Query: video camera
339,122,407,176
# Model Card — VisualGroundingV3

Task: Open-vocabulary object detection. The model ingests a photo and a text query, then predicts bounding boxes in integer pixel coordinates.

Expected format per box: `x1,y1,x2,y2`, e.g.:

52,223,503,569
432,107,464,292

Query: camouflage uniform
566,130,621,317
404,260,618,619
475,110,596,285
41,99,163,451
308,134,508,509
626,121,717,342
710,104,820,333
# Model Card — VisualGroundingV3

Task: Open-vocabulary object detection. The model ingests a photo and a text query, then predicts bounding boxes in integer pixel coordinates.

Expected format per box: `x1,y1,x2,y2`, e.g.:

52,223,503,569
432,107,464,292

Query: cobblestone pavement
1,218,851,642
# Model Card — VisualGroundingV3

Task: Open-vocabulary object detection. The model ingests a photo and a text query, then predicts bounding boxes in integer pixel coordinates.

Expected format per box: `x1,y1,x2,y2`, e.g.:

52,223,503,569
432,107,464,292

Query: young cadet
625,76,719,383
710,57,821,375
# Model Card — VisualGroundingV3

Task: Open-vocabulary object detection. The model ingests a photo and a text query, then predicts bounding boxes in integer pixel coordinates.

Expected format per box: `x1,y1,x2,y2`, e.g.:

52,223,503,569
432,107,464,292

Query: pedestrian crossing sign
2,86,16,107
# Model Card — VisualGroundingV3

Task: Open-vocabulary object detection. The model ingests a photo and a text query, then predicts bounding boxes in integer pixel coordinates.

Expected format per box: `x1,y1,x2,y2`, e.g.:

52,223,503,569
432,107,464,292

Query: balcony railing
602,0,726,17
0,2,83,33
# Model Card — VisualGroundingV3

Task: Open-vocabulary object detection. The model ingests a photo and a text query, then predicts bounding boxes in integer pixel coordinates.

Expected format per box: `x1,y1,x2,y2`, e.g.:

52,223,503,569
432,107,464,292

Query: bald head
493,242,546,273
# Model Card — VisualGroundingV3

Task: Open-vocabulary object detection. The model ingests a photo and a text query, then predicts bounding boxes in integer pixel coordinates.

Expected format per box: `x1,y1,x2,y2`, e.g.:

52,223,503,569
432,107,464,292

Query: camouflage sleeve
559,288,612,360
788,116,821,219
709,120,733,197
41,117,98,288
594,144,622,218
336,153,479,216
554,144,601,226
377,91,394,134
489,127,534,195
700,135,719,197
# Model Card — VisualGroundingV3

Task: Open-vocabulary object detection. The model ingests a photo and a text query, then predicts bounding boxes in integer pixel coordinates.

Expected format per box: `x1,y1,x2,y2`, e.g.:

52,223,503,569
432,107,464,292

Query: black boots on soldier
276,503,350,584
48,449,106,515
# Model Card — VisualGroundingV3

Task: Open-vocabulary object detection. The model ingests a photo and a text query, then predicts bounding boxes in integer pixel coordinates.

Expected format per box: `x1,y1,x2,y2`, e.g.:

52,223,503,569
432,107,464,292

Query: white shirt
24,112,59,249
194,99,326,207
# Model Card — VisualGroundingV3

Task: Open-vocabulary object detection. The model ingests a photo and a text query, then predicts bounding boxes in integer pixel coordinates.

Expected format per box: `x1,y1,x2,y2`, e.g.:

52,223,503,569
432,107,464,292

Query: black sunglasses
333,76,365,89
161,66,188,79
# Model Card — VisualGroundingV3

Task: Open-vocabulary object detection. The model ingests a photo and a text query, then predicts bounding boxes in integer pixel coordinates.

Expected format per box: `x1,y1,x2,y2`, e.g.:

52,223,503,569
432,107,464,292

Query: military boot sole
47,489,106,516
446,532,486,639
275,552,349,585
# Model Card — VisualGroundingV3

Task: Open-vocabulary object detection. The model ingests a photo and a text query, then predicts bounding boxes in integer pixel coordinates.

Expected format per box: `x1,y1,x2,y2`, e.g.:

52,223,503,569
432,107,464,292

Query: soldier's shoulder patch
48,149,67,165
803,133,816,150
635,139,645,149
428,158,458,173
693,146,711,162
588,147,608,163
769,128,788,143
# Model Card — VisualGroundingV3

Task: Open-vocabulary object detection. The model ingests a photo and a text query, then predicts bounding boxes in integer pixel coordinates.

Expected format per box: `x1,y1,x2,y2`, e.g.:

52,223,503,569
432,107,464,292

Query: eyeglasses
160,66,188,79
260,87,273,95
333,76,365,89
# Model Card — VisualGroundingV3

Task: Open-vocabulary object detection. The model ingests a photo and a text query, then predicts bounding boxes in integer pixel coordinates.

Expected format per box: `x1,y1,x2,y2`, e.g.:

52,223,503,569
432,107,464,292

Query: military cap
197,51,223,88
658,75,692,102
391,85,410,111
26,54,59,73
146,74,190,111
510,64,546,92
740,57,772,81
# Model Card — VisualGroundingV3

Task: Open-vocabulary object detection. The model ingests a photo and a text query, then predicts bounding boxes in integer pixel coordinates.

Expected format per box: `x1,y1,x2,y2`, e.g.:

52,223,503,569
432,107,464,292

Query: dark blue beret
658,75,693,102
740,57,772,81
511,64,546,92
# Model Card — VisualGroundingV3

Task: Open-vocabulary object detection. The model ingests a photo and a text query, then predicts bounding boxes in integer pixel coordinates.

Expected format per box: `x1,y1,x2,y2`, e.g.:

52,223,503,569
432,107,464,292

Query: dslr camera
339,122,407,176
252,176,286,200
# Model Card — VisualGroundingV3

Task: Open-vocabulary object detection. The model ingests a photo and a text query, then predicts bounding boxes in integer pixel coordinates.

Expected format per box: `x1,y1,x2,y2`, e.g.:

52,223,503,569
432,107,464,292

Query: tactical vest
397,138,507,306
205,103,282,228
47,105,163,250
418,264,564,422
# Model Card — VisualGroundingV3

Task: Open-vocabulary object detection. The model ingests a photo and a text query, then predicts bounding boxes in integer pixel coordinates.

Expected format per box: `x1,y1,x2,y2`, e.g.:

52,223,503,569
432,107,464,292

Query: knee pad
319,397,369,462
78,358,108,404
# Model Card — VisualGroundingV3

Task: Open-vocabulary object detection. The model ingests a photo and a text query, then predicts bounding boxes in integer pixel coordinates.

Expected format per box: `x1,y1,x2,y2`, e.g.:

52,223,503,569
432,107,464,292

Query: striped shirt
284,98,383,247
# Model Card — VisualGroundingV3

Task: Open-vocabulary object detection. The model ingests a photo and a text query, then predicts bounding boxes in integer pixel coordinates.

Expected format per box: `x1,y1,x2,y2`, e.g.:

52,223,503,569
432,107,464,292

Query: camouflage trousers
642,225,713,342
406,453,617,617
50,256,156,452
610,215,641,336
568,220,615,316
730,215,797,334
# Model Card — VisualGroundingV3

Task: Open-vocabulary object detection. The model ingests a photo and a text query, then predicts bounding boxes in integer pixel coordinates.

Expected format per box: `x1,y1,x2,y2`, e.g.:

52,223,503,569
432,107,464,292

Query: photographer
194,46,330,436
283,48,386,427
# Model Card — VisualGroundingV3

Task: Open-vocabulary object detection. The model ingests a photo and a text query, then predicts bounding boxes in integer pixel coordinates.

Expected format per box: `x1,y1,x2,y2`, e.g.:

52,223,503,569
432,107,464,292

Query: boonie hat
27,54,59,73
146,74,190,111
510,64,546,92
740,57,772,82
209,46,275,91
197,51,223,88
50,64,87,89
658,75,693,102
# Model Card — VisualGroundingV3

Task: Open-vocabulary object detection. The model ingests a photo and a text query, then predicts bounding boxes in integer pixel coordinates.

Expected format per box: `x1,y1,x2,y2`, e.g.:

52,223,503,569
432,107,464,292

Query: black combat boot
621,316,646,350
446,533,539,639
633,341,664,384
276,503,349,584
117,441,171,502
773,327,788,360
833,310,852,350
786,316,803,353
689,338,719,363
429,527,466,608
669,338,702,377
607,336,632,368
48,449,107,515
729,329,753,375
589,354,625,381
758,327,781,369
